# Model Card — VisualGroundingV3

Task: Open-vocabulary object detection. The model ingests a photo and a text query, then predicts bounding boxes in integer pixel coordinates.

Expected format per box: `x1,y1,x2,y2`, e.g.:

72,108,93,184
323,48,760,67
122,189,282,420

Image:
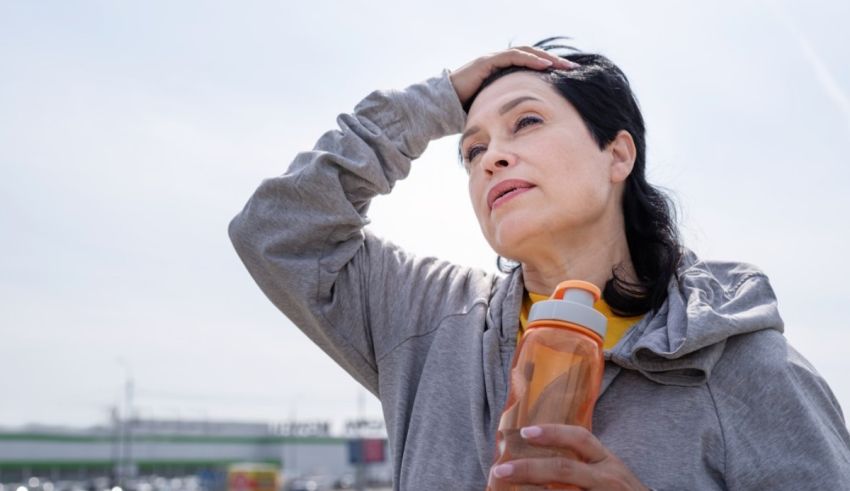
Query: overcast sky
1,1,848,432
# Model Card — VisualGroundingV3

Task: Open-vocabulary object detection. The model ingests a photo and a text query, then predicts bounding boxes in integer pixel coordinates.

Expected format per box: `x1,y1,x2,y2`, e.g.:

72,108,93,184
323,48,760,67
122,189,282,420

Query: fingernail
520,426,542,438
541,59,554,66
493,463,514,478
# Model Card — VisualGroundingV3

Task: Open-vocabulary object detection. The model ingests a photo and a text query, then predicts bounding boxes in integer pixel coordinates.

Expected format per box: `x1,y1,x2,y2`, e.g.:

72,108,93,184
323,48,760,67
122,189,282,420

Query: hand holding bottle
489,423,650,490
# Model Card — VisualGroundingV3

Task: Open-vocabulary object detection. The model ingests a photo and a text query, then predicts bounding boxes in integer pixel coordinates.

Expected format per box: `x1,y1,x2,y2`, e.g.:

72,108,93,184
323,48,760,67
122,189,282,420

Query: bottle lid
528,280,607,338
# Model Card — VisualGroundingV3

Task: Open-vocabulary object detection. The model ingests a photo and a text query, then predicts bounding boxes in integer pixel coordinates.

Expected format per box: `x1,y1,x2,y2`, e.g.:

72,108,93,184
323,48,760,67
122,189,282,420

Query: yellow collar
519,291,644,351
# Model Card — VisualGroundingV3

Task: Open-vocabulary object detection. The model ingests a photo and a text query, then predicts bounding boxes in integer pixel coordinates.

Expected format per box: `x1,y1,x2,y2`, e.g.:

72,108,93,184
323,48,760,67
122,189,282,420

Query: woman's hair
464,37,682,317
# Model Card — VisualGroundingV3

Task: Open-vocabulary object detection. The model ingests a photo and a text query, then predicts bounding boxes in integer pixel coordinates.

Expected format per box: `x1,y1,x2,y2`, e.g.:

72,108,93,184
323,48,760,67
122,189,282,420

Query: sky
1,1,849,433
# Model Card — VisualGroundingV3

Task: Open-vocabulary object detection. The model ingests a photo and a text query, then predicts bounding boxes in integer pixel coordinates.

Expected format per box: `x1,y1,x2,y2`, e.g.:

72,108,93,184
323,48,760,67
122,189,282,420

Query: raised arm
228,70,466,391
228,48,571,394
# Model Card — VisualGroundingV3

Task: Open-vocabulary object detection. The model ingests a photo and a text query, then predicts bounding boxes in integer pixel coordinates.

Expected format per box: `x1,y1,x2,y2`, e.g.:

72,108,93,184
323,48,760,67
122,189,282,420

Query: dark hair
463,37,682,317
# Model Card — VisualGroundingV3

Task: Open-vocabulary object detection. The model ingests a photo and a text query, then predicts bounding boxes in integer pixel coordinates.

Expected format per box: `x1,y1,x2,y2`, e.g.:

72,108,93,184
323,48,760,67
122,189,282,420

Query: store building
0,419,390,489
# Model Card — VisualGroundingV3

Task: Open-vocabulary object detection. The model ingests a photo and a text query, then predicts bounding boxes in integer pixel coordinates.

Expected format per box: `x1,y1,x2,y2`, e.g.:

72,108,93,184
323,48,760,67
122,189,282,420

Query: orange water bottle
488,280,607,491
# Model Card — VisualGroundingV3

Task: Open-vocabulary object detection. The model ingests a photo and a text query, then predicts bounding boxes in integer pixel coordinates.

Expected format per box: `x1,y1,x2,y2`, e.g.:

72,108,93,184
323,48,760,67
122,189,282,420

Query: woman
229,39,850,489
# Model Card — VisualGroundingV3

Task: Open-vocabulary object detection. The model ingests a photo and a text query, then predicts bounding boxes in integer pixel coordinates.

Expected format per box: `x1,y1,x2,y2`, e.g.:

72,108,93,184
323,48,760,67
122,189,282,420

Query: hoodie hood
601,249,785,386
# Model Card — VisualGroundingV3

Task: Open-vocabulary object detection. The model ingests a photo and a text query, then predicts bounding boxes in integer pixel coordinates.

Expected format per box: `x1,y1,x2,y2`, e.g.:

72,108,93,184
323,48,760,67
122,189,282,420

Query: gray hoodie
229,71,850,490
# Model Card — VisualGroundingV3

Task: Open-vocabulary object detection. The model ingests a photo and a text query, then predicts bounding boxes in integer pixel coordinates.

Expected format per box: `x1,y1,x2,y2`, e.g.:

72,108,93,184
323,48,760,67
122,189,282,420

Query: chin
486,215,540,261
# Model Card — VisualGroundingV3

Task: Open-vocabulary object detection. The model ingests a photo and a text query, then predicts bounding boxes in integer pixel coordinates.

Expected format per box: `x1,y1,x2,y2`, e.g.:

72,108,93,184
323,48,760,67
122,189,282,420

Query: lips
487,179,536,210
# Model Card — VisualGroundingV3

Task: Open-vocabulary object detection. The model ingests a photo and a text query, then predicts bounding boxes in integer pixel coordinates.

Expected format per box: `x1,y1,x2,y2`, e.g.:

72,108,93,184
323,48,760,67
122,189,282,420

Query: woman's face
463,71,629,262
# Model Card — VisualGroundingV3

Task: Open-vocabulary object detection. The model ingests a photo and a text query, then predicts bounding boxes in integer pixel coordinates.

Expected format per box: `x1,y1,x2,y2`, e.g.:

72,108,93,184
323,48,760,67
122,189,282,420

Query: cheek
467,177,485,217
550,169,613,224
468,177,495,237
538,149,610,212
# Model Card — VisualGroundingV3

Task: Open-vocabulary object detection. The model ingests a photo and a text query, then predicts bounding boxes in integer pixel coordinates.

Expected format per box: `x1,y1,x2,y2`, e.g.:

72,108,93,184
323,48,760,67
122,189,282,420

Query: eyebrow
460,96,543,146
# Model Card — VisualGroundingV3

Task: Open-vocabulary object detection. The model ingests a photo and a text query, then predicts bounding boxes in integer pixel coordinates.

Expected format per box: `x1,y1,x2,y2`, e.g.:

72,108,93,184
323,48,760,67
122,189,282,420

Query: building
0,418,390,489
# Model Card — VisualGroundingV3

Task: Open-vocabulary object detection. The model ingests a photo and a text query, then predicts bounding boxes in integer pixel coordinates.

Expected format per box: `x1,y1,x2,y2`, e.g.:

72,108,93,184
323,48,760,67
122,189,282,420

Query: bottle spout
553,280,601,305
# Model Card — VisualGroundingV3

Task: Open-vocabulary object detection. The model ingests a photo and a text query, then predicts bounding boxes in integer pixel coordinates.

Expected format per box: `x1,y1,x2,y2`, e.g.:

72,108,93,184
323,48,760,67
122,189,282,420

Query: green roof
0,432,350,445
0,459,279,470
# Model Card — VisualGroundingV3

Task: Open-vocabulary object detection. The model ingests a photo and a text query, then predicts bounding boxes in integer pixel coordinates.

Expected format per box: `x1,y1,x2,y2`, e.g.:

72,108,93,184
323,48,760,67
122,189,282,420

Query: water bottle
488,280,607,491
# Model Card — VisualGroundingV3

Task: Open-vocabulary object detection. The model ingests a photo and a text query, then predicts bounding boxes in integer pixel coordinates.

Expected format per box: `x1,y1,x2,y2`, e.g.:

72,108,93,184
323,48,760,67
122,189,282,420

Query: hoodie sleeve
708,329,850,489
228,71,472,394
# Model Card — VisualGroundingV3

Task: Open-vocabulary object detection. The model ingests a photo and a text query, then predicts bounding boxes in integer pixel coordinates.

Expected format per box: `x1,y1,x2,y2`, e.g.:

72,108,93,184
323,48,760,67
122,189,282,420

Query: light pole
116,359,136,489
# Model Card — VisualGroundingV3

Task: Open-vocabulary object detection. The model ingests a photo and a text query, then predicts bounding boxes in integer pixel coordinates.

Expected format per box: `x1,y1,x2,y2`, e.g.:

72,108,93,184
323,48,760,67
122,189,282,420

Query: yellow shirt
519,291,644,350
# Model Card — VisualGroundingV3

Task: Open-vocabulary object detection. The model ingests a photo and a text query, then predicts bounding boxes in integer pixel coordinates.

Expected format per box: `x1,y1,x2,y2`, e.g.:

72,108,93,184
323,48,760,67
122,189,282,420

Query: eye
514,115,542,132
465,144,486,164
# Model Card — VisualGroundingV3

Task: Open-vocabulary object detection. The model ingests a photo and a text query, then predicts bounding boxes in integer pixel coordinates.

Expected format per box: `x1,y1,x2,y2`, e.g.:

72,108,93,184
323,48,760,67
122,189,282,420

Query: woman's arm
710,329,850,489
228,48,570,394
227,71,466,393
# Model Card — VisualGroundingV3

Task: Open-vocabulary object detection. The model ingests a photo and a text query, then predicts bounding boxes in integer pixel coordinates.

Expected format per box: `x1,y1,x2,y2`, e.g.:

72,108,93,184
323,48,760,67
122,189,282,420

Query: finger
513,46,579,69
520,425,607,463
486,47,573,72
491,457,597,488
509,46,579,70
487,48,556,71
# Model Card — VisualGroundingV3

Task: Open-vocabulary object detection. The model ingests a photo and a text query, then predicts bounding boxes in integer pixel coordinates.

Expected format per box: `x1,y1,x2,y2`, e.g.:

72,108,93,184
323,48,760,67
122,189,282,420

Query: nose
481,143,516,175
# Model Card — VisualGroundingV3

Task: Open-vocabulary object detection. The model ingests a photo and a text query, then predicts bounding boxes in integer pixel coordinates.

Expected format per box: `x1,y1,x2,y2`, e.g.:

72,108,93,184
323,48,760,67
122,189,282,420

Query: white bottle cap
527,280,607,338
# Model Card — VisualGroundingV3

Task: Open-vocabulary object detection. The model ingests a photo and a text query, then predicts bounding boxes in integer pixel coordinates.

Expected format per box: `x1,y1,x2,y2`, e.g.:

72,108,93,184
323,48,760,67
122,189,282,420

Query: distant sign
278,421,330,436
344,418,385,434
348,438,386,464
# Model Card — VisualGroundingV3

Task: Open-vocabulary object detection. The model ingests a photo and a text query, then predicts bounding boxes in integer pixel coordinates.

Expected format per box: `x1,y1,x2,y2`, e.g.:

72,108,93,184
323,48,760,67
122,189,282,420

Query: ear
608,130,636,183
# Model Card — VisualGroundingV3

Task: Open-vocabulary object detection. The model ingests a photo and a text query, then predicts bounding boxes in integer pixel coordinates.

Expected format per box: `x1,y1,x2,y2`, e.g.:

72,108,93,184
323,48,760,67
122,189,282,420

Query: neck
519,225,635,297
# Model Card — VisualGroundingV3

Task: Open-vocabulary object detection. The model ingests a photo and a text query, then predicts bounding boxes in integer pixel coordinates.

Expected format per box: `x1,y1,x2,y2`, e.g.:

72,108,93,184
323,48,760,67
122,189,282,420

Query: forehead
466,71,561,122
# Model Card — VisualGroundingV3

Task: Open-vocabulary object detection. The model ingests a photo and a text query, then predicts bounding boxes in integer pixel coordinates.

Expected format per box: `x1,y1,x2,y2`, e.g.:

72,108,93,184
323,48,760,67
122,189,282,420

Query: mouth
487,179,536,211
